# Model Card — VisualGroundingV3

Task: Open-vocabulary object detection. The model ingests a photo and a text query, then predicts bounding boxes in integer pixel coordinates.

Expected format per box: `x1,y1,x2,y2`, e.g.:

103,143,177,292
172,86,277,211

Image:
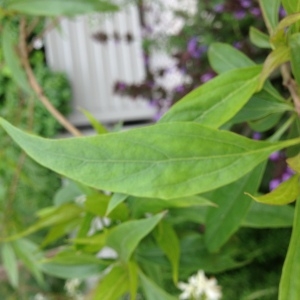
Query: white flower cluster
65,278,84,300
178,270,222,300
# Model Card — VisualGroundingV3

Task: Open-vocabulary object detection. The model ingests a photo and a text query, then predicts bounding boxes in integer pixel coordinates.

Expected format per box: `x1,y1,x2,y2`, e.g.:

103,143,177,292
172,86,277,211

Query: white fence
44,5,156,126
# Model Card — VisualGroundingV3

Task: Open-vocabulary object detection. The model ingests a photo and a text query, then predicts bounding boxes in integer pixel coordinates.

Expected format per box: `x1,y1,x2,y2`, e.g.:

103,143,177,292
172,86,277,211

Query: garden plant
1,0,300,299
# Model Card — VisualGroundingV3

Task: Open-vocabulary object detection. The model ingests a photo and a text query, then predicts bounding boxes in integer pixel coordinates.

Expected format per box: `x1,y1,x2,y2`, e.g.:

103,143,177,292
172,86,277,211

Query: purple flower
286,166,295,175
250,7,261,17
279,7,287,18
269,151,281,161
214,4,225,13
240,0,251,8
282,172,292,182
233,41,242,49
115,81,127,91
201,72,214,83
175,85,185,93
269,178,281,191
252,132,262,140
234,10,246,20
187,37,201,58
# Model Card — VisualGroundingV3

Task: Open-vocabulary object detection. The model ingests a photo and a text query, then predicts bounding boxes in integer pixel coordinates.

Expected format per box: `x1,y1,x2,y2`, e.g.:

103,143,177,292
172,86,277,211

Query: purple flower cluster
213,0,261,19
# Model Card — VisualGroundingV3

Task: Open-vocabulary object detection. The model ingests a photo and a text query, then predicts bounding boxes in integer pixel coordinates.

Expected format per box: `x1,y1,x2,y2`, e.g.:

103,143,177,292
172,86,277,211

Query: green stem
268,114,296,142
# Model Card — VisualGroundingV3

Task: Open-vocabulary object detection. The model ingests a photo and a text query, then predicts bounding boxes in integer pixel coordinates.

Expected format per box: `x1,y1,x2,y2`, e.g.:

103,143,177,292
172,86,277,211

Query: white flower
178,270,222,300
33,293,48,300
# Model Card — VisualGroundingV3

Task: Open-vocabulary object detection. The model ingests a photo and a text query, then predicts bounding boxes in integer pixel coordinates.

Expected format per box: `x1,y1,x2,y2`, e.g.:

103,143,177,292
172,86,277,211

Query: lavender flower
234,10,246,20
252,132,262,140
214,4,225,13
201,72,214,83
250,7,261,17
269,178,281,191
269,151,281,161
240,0,251,8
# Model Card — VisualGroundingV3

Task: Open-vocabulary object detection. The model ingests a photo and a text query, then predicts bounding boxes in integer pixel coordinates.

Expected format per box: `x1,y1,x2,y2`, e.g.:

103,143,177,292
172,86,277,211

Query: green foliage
2,1,300,300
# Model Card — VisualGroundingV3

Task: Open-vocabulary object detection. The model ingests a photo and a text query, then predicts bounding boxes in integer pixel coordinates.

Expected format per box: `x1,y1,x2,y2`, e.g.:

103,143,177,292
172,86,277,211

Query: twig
18,18,82,137
281,63,300,116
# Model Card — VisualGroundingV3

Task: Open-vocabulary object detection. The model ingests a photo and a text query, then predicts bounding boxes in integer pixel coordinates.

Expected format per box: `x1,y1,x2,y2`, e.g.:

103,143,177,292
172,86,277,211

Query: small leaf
204,163,266,252
276,11,300,31
279,197,300,299
249,112,283,132
128,261,138,300
208,42,255,74
287,153,300,172
106,212,165,262
92,264,129,300
155,221,180,283
289,33,300,85
242,201,294,228
259,0,281,34
258,46,290,90
53,180,83,206
1,243,18,288
250,27,272,48
5,0,119,16
2,22,31,93
139,270,177,300
160,66,261,128
2,118,300,199
79,108,108,135
106,193,128,216
245,174,300,205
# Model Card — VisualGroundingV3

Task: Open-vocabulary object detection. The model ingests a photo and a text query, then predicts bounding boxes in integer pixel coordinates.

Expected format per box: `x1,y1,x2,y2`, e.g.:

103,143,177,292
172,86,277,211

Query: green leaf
276,11,300,31
53,180,83,206
289,33,300,85
208,42,255,74
12,239,44,286
5,0,119,16
259,0,281,34
248,112,283,132
139,271,177,300
2,118,300,199
282,0,300,14
79,108,108,135
242,201,294,228
287,153,300,172
160,66,261,128
258,46,290,90
1,243,18,288
155,221,180,283
2,22,31,94
245,174,300,205
229,89,292,124
40,250,107,279
279,197,300,299
204,163,266,253
106,212,165,262
92,264,129,300
4,204,83,241
106,193,128,216
128,261,138,300
250,27,272,49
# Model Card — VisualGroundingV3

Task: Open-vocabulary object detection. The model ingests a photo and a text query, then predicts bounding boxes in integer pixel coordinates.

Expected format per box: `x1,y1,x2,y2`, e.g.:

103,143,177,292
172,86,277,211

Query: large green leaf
242,202,294,228
160,66,261,128
1,119,300,199
106,212,165,262
204,163,265,253
259,0,281,34
5,0,118,16
279,198,300,299
208,43,255,74
246,174,300,205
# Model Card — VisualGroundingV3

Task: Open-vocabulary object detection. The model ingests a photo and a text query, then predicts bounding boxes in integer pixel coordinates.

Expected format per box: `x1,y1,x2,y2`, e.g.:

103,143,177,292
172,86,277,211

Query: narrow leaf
106,212,165,262
92,264,129,300
2,22,31,93
155,221,180,283
287,153,300,172
246,174,300,205
250,27,272,49
1,118,300,199
204,163,265,252
106,193,128,216
160,66,261,127
208,42,255,74
258,46,290,90
259,0,281,34
139,271,177,300
1,243,18,288
242,201,294,228
289,33,300,85
5,0,119,16
279,197,300,299
79,108,108,135
276,11,300,31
